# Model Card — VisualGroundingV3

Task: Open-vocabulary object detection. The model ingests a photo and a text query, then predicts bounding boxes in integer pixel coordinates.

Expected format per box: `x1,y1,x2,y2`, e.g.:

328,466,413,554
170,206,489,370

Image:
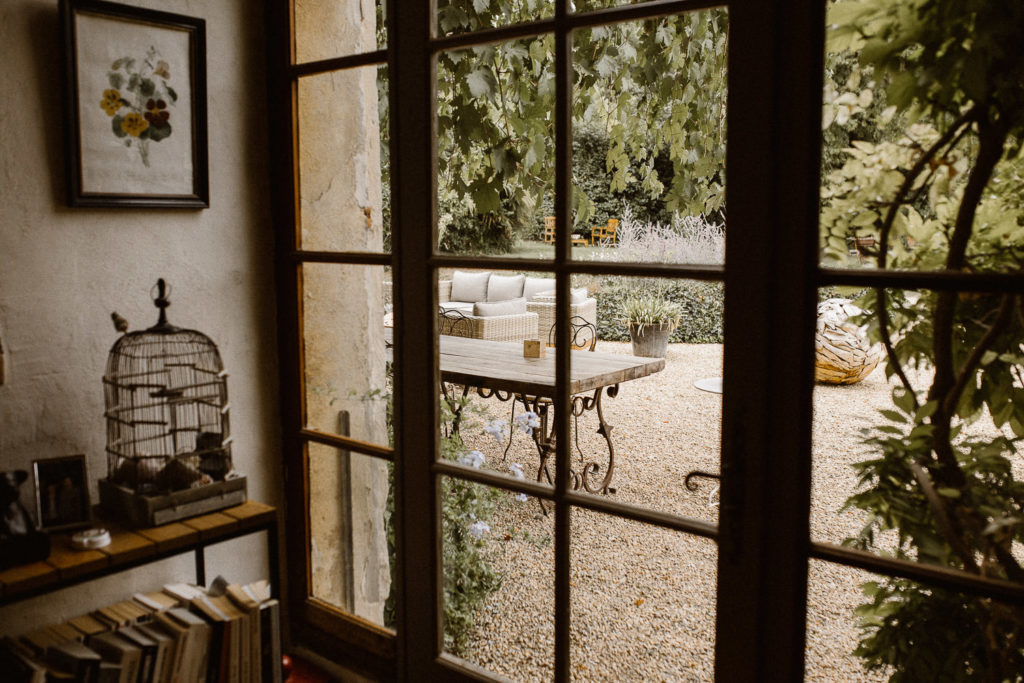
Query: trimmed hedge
594,279,724,344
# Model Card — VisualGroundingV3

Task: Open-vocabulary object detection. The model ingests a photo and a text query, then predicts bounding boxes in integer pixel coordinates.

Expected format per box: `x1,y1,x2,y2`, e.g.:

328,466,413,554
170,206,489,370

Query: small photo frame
33,455,92,531
60,0,208,208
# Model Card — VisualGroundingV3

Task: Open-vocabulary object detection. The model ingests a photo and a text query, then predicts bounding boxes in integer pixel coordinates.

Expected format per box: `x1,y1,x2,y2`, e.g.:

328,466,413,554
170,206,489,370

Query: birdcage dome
102,280,232,497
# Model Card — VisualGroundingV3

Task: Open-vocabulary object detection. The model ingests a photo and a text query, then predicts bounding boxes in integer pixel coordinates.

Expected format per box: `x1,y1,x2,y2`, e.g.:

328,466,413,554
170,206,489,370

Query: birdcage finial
150,279,174,331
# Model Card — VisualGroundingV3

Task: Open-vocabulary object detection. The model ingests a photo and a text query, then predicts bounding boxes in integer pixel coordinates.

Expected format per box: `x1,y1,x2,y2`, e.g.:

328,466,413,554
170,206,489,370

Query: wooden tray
98,476,247,527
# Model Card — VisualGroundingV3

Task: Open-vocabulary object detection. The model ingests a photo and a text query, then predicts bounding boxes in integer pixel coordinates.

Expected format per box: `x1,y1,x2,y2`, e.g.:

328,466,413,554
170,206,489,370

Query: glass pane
440,478,554,679
810,287,1024,577
807,560,1024,681
294,0,386,65
297,65,389,253
566,274,723,522
571,508,717,681
436,266,558,491
573,0,662,10
571,11,728,264
819,3,1024,271
308,442,394,630
437,36,555,259
302,263,392,447
436,1,554,38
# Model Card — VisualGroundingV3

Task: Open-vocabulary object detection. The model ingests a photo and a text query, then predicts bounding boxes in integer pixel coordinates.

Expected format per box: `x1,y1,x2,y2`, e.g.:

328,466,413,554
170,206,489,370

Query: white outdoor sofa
438,271,597,343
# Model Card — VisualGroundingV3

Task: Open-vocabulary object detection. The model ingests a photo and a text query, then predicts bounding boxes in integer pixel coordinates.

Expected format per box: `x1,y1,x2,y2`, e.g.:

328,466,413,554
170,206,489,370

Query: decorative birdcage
98,279,246,526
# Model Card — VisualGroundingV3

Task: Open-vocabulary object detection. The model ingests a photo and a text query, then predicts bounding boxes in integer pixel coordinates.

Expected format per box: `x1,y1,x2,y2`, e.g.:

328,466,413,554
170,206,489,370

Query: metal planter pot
627,322,675,358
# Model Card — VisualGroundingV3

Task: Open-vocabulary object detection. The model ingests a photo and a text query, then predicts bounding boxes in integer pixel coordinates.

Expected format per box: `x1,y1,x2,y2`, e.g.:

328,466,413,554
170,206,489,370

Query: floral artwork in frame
61,0,208,208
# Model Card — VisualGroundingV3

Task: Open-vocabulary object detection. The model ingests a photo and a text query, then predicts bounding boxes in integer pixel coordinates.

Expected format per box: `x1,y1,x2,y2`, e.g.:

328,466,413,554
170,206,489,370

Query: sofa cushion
450,270,491,302
473,297,527,317
532,287,589,304
523,276,555,301
487,274,526,302
439,301,474,315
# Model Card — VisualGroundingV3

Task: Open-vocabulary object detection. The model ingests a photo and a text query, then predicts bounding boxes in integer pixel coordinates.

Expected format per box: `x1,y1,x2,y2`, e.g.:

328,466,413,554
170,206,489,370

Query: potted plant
620,291,681,358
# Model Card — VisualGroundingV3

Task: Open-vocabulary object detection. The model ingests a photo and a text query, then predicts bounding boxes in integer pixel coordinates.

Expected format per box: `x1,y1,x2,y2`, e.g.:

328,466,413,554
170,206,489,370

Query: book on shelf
154,606,211,683
86,632,141,683
133,591,180,614
67,615,109,641
117,625,158,683
45,639,102,683
8,575,277,683
0,637,47,683
136,623,175,683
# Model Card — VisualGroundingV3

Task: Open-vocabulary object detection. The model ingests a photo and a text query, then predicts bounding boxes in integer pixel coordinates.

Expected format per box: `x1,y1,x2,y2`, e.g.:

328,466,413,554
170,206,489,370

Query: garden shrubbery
594,278,724,344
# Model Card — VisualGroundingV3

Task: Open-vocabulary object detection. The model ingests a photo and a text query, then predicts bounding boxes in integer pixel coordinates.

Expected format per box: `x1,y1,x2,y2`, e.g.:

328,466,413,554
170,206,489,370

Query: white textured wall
0,0,279,633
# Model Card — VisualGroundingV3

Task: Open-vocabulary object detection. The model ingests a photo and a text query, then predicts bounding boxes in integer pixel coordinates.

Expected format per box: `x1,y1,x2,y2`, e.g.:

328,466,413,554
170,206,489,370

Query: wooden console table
0,501,279,607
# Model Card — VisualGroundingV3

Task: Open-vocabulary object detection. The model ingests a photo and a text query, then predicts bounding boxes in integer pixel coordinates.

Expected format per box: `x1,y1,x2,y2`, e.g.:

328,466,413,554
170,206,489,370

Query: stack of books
0,578,281,683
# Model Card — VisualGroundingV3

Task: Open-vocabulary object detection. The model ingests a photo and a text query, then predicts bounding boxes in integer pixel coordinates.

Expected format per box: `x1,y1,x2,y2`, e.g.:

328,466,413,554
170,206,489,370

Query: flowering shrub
593,206,725,265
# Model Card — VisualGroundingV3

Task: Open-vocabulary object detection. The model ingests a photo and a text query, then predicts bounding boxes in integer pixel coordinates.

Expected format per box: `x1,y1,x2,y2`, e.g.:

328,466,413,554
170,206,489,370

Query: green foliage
852,580,1024,682
822,1,1024,679
618,291,681,335
529,125,676,238
594,279,723,344
427,2,727,233
380,397,503,655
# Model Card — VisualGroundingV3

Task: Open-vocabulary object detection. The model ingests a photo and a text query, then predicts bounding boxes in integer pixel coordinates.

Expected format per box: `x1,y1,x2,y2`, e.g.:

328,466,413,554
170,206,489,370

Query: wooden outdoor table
386,330,665,494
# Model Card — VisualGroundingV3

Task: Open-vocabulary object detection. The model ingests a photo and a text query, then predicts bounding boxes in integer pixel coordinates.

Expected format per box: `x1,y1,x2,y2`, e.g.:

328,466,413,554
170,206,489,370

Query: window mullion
714,0,824,680
389,0,442,679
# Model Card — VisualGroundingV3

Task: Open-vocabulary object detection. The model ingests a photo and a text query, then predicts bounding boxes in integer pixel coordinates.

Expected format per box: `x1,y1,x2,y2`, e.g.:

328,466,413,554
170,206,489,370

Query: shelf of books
0,575,282,683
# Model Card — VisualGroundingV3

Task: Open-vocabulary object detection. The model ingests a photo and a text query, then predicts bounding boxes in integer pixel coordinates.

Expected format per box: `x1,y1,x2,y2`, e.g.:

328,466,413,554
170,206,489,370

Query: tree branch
875,287,918,407
928,115,1011,480
876,107,977,269
910,461,979,573
943,294,1016,418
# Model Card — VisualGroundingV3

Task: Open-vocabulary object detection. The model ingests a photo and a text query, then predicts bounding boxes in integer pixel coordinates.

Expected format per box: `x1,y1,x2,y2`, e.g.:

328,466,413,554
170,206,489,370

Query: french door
268,1,1024,681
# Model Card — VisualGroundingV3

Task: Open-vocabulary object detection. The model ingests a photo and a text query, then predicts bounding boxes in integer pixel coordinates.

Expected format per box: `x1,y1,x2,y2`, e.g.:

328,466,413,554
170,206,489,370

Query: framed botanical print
60,0,209,208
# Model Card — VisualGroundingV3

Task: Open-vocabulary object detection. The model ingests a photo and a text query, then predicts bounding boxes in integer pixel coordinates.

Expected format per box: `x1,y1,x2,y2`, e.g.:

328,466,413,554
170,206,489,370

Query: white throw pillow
473,297,527,317
487,274,526,302
523,276,555,300
529,287,587,304
450,270,491,302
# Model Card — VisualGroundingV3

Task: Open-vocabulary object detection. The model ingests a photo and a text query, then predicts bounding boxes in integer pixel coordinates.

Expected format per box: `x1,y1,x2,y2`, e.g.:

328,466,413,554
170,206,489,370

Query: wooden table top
386,330,665,396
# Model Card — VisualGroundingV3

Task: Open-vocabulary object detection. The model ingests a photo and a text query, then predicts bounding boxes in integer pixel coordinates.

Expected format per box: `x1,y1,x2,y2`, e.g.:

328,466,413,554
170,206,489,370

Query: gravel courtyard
450,341,923,682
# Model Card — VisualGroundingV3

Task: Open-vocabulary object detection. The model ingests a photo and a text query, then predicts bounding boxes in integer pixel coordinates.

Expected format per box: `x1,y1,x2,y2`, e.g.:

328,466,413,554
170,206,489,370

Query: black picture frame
33,455,92,531
60,0,208,208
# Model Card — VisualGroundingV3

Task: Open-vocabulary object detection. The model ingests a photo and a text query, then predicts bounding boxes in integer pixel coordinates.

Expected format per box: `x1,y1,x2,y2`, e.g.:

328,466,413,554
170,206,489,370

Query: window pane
568,274,723,523
437,36,555,259
435,1,553,38
819,3,1024,271
572,0,664,10
571,507,717,681
807,560,1024,681
302,263,392,447
810,287,1024,575
571,11,728,264
297,65,389,253
294,0,385,65
436,266,556,492
440,478,554,679
308,441,394,630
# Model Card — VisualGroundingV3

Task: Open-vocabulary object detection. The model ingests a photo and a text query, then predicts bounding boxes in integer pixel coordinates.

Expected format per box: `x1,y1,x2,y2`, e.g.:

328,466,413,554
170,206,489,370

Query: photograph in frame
61,0,208,207
33,454,92,531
